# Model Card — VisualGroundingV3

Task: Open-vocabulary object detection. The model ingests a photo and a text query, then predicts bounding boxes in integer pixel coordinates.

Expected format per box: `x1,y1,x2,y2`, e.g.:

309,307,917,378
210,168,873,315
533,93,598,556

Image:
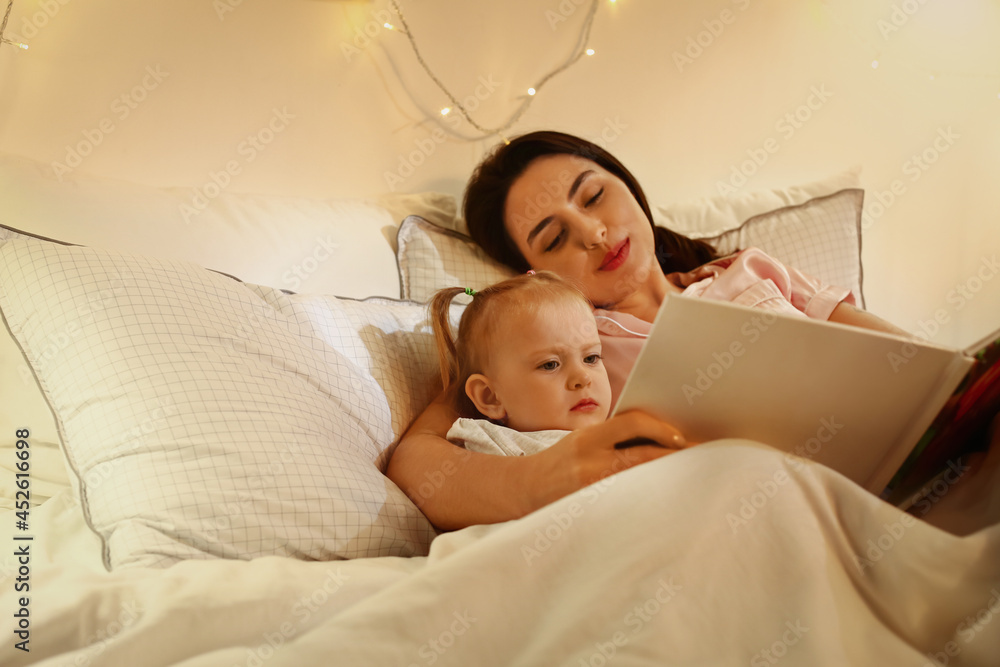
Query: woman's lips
571,398,599,412
600,238,630,271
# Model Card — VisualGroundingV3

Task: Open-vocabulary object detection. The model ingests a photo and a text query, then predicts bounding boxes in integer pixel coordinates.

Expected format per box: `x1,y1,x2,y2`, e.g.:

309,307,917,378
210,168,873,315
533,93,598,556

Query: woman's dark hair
463,130,719,275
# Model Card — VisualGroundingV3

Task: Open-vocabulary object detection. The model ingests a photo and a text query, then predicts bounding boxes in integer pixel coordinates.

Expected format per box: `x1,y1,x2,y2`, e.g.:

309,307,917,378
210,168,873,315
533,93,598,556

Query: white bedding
4,441,999,666
3,157,999,666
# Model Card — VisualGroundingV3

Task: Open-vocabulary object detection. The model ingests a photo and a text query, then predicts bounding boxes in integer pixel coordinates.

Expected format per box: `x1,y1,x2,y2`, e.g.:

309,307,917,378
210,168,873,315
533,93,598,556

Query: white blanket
3,440,999,666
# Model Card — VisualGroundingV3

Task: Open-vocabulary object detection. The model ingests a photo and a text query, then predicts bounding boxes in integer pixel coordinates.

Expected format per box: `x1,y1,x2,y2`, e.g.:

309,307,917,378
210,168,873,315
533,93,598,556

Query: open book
612,296,1000,505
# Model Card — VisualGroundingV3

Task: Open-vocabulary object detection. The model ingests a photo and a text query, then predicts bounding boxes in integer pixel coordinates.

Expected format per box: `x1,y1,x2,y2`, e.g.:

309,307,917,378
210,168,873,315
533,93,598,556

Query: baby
429,271,612,456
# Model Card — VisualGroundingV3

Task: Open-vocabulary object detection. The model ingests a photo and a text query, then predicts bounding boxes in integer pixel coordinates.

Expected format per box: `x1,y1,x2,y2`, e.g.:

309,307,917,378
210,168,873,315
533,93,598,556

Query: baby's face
483,298,611,432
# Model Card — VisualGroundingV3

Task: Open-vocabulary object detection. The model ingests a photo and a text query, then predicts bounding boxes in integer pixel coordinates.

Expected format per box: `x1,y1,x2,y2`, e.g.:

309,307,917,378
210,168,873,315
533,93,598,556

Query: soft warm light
440,107,451,116
586,48,595,56
384,22,395,30
871,60,879,69
527,88,536,95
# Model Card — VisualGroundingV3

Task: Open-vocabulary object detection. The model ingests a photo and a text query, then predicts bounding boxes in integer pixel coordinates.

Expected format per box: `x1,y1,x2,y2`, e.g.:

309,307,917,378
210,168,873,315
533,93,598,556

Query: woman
386,130,906,531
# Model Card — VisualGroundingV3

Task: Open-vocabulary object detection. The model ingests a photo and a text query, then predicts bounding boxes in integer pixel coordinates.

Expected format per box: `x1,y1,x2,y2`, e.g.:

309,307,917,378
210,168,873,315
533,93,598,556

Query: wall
0,0,997,347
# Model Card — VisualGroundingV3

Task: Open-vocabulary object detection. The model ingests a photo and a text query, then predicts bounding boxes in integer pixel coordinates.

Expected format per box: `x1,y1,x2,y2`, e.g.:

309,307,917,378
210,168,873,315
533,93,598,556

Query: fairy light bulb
383,0,603,140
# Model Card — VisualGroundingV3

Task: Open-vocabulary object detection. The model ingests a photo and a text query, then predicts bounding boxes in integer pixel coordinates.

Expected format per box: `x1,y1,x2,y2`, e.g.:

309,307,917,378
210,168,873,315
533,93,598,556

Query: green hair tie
464,287,477,297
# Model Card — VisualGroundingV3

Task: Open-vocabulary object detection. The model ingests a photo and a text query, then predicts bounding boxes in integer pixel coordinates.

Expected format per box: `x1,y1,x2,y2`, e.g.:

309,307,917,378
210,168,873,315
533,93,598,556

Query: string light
386,0,601,143
0,0,29,50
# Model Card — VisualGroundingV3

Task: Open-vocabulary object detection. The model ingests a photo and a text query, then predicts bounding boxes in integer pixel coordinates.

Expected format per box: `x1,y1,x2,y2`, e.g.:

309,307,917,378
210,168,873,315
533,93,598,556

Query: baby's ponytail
429,287,468,403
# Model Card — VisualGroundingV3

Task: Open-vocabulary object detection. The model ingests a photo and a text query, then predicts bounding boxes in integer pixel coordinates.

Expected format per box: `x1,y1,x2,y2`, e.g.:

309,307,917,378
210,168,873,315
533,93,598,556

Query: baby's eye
584,354,602,365
539,360,559,371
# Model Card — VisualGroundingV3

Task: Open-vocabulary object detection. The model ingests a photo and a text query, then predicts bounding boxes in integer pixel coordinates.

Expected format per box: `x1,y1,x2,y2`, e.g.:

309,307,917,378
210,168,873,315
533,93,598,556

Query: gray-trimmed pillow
0,229,438,569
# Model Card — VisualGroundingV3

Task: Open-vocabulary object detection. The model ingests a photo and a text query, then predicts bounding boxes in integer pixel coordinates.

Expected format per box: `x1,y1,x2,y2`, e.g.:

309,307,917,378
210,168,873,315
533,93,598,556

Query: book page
613,296,973,493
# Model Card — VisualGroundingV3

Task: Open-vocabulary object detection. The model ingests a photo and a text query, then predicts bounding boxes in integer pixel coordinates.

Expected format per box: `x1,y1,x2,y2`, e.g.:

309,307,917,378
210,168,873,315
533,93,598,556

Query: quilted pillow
396,171,865,307
0,232,438,569
397,216,516,305
694,189,865,306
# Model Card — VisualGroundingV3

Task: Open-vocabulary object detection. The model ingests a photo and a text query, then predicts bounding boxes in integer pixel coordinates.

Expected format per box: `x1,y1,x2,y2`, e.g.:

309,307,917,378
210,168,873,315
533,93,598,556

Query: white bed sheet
3,440,999,666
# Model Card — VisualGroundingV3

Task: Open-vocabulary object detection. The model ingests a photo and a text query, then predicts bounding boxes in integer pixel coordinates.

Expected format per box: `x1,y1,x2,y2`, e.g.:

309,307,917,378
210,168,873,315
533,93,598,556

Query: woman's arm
387,393,688,531
828,301,911,337
387,394,543,529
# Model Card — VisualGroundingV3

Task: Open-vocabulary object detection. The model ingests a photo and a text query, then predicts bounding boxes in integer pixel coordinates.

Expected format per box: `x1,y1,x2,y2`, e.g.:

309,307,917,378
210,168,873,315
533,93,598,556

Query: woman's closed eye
541,188,604,252
585,188,604,207
544,228,565,253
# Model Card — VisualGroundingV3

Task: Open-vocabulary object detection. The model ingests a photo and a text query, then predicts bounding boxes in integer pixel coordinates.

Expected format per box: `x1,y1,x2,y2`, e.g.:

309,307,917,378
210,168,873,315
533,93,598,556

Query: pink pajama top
595,247,856,405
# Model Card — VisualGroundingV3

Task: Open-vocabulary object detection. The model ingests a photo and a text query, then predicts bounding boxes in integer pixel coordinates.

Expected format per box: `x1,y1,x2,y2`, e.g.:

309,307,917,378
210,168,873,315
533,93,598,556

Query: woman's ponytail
652,225,720,274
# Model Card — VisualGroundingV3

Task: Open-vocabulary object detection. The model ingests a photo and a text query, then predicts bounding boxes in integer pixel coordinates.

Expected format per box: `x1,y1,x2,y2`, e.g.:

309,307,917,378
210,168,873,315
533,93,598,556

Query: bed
1,152,999,666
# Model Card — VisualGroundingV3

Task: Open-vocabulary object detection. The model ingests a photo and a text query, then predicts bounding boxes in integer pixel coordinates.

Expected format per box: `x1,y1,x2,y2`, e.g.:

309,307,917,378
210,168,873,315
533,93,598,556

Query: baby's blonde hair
429,271,591,418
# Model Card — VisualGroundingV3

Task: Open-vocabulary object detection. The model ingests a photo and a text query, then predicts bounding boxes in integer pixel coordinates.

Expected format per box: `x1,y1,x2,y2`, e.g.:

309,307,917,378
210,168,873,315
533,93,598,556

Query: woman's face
503,154,658,309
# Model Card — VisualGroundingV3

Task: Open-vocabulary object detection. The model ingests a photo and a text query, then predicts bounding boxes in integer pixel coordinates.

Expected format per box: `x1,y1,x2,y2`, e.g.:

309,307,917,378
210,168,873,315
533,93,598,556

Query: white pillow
0,228,73,508
0,149,457,507
0,230,438,569
654,167,862,237
397,171,866,306
689,189,865,306
0,152,407,299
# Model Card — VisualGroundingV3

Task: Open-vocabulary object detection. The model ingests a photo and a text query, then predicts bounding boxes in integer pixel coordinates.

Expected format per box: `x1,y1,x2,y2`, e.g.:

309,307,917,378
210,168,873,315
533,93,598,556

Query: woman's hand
530,410,690,507
388,401,690,531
